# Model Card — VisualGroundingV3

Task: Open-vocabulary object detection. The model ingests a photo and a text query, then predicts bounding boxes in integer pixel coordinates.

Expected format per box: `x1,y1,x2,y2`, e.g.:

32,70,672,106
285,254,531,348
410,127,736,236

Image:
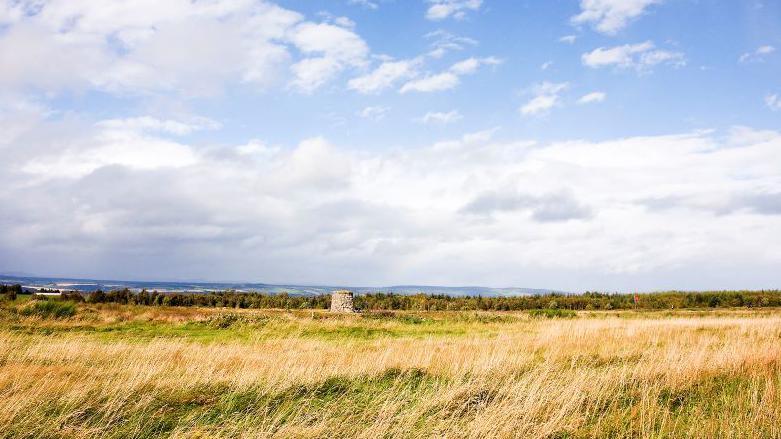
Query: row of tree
14,287,781,311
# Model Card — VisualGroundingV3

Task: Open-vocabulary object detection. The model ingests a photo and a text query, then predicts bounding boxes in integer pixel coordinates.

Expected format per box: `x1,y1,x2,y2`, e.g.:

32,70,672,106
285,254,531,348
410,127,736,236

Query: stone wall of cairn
330,290,356,313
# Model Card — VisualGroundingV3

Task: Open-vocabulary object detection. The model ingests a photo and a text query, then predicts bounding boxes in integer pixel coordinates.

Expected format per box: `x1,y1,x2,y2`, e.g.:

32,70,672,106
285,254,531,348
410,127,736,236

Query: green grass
7,360,776,439
0,304,518,343
19,300,77,319
8,368,444,439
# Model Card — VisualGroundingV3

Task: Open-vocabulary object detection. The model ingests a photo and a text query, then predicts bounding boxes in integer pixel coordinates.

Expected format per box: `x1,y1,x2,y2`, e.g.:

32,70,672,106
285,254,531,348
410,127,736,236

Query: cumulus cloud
288,22,368,66
559,35,577,44
348,0,379,9
520,82,569,116
289,57,343,93
449,57,502,75
739,45,775,63
348,59,420,94
582,41,685,71
357,106,390,121
3,107,781,289
766,94,781,111
578,91,606,104
425,0,482,21
399,57,500,93
0,2,24,25
2,104,781,289
287,22,369,92
572,0,661,34
418,110,463,124
95,116,221,136
462,190,593,222
640,191,781,217
0,1,370,96
20,120,200,178
347,40,497,95
731,192,781,215
425,30,478,58
399,72,459,93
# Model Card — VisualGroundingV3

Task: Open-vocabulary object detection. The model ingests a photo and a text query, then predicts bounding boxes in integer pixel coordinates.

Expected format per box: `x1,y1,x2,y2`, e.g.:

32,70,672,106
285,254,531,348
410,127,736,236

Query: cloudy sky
1,0,780,291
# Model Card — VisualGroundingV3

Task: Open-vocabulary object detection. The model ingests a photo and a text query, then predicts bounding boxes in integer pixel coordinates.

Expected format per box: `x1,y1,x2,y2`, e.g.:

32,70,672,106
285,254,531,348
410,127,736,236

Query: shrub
20,300,77,319
528,308,577,319
204,313,268,329
397,314,427,324
87,290,106,303
1,284,21,301
205,313,242,329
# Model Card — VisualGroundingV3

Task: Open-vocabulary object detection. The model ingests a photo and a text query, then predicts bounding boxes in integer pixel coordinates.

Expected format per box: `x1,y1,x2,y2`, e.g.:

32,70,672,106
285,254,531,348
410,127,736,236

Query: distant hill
351,285,562,296
0,275,562,297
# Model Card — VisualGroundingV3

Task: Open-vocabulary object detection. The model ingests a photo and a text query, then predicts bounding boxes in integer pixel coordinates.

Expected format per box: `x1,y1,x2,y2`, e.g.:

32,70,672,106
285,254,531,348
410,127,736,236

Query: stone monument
330,290,356,313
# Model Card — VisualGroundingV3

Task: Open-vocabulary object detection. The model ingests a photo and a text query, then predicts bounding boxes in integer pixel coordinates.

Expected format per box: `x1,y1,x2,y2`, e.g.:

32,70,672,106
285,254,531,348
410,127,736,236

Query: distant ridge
0,275,563,297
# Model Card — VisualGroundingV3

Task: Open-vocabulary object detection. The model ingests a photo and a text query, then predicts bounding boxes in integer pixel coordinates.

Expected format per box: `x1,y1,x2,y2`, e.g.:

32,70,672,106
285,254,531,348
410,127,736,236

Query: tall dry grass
0,306,779,438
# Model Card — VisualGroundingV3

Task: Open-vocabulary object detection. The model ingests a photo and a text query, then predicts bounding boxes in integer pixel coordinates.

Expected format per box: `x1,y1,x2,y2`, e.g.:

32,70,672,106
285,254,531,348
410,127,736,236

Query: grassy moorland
0,299,780,438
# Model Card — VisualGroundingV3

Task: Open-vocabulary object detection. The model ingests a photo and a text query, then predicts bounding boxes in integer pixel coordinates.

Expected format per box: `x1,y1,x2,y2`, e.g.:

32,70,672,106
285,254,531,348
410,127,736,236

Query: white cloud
559,35,577,44
578,92,607,104
348,0,379,9
583,41,653,67
521,96,557,117
3,110,781,289
582,41,685,71
425,30,478,58
572,0,661,35
287,22,369,92
334,16,356,29
400,72,460,93
766,94,781,111
21,120,200,178
288,22,368,65
0,2,24,25
347,43,497,96
520,82,569,116
450,58,481,75
348,59,420,94
425,0,482,21
398,56,500,94
289,57,343,93
540,61,553,70
739,45,776,63
0,1,371,95
95,116,221,136
418,110,463,124
357,106,390,121
449,56,502,75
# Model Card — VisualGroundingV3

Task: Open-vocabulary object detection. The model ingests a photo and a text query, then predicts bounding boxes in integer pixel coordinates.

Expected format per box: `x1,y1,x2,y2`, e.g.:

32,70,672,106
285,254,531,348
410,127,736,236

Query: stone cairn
330,290,356,313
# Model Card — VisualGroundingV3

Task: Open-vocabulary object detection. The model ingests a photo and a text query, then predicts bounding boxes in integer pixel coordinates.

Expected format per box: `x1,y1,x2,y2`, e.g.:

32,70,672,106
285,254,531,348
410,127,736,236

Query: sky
0,0,780,291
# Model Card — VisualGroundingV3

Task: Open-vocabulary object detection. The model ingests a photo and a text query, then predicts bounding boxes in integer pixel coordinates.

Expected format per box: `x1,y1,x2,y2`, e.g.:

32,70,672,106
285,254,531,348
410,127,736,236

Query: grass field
1,300,780,438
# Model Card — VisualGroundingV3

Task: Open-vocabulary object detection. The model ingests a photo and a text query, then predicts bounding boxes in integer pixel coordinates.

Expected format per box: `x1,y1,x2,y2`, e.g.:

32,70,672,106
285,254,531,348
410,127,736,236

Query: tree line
6,286,781,311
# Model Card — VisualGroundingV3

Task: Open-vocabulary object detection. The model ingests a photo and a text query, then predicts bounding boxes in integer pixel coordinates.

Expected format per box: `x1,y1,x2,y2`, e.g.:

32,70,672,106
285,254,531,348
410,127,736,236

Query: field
1,299,780,438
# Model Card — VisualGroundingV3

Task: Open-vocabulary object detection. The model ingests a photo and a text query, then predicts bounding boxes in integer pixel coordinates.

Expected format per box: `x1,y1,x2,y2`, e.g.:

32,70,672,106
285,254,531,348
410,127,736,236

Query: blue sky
34,1,781,147
0,0,780,291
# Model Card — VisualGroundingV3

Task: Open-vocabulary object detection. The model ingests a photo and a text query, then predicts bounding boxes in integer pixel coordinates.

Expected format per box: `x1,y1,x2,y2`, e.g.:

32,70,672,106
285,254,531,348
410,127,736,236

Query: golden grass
0,305,780,438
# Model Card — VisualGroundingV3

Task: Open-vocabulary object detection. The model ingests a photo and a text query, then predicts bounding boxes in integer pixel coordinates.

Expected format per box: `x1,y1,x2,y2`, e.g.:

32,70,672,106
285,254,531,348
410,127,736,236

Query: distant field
1,301,780,438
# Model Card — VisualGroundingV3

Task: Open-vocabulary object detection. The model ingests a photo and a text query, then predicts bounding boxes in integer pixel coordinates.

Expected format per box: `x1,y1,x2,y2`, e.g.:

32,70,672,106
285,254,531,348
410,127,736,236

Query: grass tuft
18,300,77,319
